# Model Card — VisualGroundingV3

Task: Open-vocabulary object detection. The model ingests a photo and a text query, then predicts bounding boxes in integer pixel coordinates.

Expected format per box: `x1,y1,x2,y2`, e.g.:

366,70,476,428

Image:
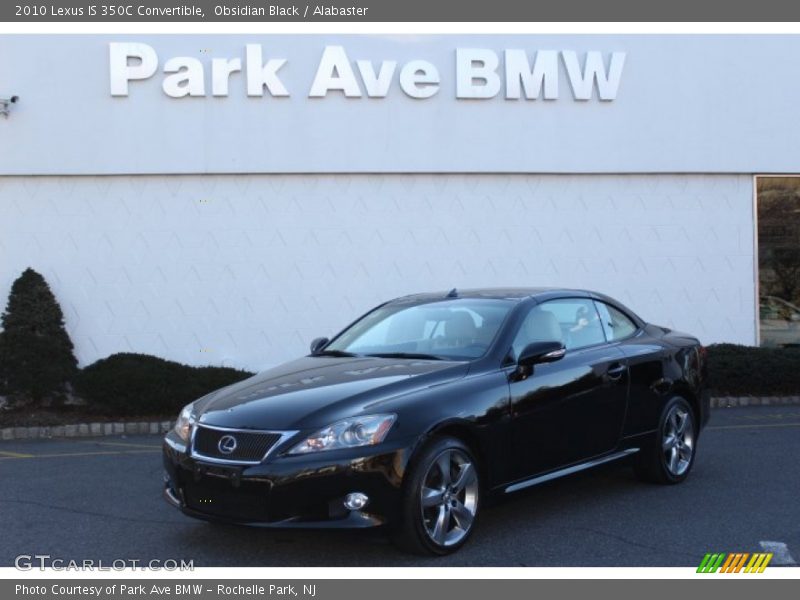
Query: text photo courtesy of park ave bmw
1,19,800,580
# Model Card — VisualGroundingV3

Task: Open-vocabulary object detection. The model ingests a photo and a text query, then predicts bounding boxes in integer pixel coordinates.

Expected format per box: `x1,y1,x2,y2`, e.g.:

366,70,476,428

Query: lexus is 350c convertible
163,288,709,554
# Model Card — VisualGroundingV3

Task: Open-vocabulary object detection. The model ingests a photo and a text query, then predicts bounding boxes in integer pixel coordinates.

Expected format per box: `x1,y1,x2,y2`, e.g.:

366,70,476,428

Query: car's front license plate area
183,464,273,521
193,463,243,486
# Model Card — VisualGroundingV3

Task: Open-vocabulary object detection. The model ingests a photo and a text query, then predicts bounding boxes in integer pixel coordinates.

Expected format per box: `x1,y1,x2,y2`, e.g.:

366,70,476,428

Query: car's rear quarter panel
619,327,708,438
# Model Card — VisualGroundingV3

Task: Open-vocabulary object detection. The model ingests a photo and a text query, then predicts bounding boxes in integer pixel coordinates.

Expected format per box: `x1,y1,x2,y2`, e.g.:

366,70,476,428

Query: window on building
757,177,800,347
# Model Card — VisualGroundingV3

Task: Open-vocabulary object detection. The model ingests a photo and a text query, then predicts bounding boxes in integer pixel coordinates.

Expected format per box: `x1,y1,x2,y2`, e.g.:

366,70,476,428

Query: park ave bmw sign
109,43,626,101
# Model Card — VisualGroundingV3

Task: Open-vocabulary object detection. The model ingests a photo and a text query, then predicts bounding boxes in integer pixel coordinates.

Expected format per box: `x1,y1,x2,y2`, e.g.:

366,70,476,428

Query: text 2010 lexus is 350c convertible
163,288,709,554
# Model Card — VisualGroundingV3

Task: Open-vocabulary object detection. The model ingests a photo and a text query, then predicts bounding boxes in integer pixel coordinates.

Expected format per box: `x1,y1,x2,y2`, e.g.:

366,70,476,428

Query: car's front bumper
162,430,415,528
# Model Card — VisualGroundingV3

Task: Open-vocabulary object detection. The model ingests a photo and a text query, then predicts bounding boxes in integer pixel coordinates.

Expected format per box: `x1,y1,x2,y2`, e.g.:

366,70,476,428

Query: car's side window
511,298,606,358
595,301,638,342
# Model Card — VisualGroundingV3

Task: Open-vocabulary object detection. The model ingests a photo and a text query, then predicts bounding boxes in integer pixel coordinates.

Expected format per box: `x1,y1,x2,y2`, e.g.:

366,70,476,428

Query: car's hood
196,355,469,431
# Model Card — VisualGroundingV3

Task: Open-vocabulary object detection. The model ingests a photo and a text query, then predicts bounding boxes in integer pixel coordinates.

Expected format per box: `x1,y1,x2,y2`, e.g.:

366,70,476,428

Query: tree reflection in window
757,177,800,347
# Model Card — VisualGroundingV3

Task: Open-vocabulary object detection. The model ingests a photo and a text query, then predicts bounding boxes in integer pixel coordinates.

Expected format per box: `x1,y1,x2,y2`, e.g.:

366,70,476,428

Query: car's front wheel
393,436,480,555
635,396,697,484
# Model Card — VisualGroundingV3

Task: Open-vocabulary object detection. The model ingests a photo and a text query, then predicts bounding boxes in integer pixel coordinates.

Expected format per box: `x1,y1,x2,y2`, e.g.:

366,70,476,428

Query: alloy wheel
420,448,479,547
662,405,695,476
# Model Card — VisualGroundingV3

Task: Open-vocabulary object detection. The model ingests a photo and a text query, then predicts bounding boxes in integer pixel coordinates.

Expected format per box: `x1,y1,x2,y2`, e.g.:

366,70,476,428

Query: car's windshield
323,298,514,361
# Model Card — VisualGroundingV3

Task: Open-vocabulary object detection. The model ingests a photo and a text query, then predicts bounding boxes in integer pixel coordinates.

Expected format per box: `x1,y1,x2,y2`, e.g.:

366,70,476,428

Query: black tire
635,396,697,484
392,436,481,555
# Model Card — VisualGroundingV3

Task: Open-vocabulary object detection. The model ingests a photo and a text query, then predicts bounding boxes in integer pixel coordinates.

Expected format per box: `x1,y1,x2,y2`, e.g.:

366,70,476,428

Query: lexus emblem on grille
217,434,238,455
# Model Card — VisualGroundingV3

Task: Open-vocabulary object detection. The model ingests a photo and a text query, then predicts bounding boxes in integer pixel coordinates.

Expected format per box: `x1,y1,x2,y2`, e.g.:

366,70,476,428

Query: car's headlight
173,403,197,442
288,414,396,455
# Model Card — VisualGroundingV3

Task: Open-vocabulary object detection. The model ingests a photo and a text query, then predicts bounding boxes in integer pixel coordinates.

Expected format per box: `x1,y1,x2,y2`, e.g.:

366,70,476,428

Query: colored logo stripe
697,553,773,573
744,553,773,573
721,553,750,573
697,553,725,573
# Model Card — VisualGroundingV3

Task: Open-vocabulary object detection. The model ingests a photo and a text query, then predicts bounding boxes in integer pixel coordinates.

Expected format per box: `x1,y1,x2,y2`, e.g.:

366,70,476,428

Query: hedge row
75,353,253,417
68,344,798,418
4,269,799,418
706,343,800,397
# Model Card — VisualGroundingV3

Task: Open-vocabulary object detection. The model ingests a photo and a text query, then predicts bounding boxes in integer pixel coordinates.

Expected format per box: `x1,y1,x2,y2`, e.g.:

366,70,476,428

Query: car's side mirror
517,341,566,368
309,337,329,354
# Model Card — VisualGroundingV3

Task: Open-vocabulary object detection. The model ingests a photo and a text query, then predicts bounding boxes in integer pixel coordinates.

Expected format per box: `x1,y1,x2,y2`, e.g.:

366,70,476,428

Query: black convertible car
163,288,709,554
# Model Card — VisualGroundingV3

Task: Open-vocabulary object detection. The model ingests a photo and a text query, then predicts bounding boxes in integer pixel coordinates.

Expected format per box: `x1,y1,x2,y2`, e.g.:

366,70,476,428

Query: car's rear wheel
392,437,480,555
635,396,697,484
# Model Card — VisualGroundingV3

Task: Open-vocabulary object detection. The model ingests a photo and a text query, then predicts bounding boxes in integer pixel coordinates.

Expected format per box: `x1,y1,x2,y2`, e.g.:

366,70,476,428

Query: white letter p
109,42,158,96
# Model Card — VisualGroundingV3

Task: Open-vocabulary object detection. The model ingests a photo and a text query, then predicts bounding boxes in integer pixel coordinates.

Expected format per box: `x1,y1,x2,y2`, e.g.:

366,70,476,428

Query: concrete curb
0,420,174,441
1,397,799,441
710,396,800,408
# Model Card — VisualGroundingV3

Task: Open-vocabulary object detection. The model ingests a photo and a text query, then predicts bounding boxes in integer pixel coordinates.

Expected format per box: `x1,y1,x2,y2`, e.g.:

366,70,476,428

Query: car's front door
506,298,629,481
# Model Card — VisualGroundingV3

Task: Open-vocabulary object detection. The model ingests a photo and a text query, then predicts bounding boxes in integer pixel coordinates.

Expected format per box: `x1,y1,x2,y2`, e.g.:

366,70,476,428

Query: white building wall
3,35,800,175
0,173,755,371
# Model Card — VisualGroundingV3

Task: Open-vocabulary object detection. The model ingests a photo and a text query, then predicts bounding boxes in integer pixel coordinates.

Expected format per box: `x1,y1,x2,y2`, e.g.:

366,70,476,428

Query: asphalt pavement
1,406,798,567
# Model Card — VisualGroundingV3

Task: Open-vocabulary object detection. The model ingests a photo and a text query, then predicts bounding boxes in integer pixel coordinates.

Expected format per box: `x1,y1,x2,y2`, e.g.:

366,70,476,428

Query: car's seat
569,307,604,348
443,312,478,347
512,310,563,358
474,312,504,347
524,310,563,344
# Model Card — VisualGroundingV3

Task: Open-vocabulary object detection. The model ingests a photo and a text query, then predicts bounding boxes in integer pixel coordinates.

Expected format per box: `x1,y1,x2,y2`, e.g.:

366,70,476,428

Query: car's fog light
343,492,369,511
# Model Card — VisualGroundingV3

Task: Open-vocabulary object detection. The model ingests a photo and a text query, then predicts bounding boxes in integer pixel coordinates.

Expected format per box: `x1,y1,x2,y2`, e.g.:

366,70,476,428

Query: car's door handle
606,363,627,381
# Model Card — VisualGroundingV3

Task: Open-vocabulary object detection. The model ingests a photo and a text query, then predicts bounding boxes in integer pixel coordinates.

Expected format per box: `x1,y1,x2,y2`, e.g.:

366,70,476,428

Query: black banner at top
3,0,800,22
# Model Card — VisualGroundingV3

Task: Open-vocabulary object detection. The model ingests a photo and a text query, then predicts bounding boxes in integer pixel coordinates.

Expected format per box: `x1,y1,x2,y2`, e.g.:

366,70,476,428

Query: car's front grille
192,426,283,463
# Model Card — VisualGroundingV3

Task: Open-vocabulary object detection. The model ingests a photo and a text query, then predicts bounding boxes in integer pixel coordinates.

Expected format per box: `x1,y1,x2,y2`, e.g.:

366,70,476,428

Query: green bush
0,268,78,406
75,353,253,417
706,343,800,396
